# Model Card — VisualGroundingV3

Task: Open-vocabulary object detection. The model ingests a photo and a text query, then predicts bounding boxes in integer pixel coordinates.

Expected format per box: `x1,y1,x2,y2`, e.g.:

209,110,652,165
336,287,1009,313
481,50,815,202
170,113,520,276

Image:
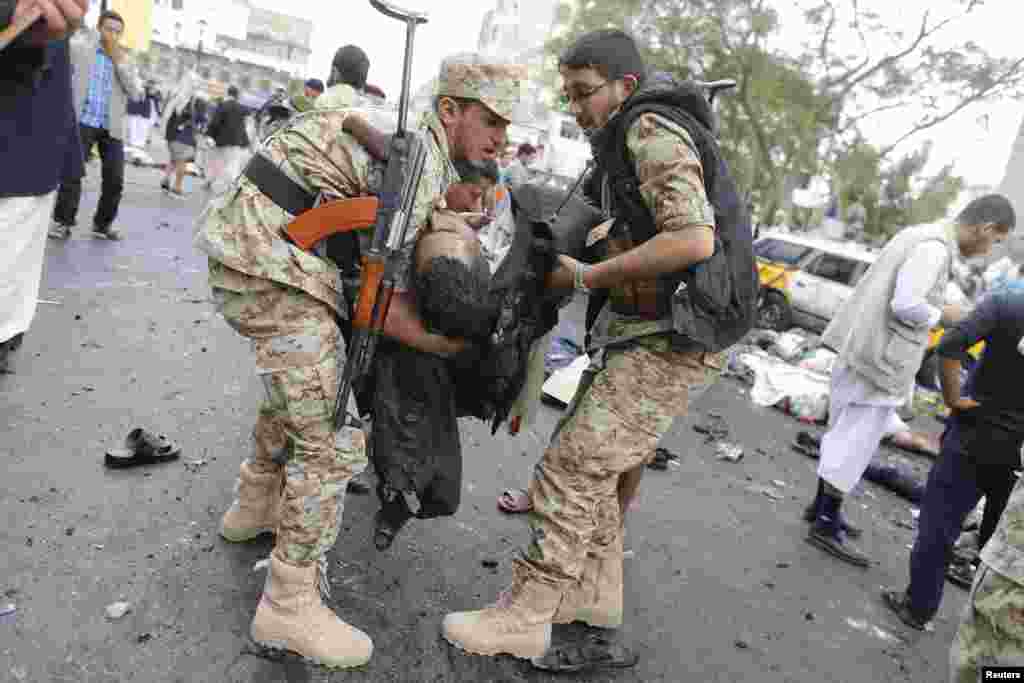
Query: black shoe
531,631,638,672
802,503,862,538
806,521,871,567
92,225,123,241
946,561,977,590
160,179,170,192
881,589,928,631
48,221,72,239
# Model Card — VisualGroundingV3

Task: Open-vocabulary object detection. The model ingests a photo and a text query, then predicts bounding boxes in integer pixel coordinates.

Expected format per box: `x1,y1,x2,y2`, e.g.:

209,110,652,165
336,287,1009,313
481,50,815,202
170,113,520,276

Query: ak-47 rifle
333,0,429,430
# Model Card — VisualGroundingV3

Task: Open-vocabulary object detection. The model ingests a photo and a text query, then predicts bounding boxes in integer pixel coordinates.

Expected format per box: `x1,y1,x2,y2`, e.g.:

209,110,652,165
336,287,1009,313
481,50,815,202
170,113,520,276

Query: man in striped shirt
50,9,141,241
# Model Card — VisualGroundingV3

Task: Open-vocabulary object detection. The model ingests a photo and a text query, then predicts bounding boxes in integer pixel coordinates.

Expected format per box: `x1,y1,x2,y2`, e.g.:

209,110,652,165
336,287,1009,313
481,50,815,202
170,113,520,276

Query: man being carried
194,53,524,669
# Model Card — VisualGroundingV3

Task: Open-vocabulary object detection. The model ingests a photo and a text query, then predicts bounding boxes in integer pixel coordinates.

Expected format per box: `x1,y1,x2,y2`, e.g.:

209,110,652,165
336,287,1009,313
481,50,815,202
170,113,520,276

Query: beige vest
822,223,954,396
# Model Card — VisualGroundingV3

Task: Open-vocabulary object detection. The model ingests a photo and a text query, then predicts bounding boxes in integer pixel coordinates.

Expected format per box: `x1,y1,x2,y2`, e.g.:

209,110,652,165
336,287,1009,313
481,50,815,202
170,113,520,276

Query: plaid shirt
79,48,114,130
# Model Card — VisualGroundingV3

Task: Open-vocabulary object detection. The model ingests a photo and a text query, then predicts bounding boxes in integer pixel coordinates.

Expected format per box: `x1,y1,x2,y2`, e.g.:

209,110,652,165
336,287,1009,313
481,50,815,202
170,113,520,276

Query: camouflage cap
436,53,527,123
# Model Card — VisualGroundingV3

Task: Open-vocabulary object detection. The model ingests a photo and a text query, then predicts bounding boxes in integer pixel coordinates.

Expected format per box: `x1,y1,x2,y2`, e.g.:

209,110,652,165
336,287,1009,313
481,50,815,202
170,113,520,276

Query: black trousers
53,124,125,230
905,416,1018,621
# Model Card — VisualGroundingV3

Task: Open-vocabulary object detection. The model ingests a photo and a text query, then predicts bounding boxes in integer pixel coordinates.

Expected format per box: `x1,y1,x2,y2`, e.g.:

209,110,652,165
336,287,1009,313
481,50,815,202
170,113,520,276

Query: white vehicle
755,230,972,388
754,231,878,333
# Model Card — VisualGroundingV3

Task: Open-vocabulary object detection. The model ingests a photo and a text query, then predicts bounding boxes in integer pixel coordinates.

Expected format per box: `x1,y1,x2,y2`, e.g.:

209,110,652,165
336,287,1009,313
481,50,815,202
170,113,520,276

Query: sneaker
48,221,71,239
92,225,123,241
166,189,187,201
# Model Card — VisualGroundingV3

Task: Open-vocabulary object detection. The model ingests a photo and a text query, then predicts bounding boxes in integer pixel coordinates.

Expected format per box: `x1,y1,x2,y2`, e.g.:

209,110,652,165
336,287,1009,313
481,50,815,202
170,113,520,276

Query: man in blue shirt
49,9,141,241
884,288,1024,630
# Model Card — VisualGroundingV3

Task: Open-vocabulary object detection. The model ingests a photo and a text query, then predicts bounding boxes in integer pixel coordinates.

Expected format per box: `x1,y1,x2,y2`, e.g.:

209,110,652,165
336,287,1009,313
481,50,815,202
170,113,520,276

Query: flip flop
497,488,532,514
104,428,182,468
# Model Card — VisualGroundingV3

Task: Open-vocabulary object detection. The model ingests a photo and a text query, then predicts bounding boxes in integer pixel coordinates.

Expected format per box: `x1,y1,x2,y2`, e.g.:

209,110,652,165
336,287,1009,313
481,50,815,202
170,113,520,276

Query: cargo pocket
880,322,921,375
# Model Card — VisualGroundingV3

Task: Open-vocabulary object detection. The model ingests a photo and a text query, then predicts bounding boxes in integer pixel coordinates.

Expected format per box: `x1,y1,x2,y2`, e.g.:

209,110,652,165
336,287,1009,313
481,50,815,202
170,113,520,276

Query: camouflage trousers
519,340,721,608
950,564,1024,682
211,262,366,567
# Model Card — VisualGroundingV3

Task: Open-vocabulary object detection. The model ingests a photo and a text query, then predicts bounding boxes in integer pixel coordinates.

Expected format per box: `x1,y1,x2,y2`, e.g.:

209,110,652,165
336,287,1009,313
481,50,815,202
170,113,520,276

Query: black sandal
104,428,182,468
531,633,638,673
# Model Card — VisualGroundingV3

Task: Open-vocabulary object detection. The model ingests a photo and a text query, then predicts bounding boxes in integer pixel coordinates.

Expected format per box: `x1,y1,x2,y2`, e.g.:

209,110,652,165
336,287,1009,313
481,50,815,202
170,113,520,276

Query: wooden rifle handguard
284,196,379,250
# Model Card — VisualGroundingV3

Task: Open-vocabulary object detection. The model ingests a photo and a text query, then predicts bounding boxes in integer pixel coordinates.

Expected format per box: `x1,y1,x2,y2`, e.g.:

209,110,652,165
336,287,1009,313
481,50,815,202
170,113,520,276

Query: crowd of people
3,1,1024,679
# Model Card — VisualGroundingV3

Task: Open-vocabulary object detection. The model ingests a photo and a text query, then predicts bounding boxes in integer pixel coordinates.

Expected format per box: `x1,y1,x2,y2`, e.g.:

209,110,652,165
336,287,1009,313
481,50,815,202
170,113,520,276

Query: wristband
574,262,592,295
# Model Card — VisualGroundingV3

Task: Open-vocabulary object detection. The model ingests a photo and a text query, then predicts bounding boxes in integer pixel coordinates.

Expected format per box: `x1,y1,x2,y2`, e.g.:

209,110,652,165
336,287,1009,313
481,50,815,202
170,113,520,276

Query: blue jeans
905,417,1017,621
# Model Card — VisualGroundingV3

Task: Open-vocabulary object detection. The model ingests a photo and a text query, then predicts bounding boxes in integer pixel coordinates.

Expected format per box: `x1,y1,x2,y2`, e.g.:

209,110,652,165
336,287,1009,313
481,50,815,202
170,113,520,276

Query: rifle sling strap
244,153,318,217
243,153,377,250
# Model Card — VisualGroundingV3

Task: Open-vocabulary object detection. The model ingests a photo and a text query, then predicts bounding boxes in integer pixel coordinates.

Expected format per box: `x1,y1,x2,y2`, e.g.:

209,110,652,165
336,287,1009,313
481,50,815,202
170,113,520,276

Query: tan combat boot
553,543,624,628
442,567,561,660
251,555,373,669
219,461,282,543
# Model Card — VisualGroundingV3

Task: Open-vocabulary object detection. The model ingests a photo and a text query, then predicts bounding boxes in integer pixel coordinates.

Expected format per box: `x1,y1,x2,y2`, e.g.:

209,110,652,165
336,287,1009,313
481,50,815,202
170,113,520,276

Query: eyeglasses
560,81,609,106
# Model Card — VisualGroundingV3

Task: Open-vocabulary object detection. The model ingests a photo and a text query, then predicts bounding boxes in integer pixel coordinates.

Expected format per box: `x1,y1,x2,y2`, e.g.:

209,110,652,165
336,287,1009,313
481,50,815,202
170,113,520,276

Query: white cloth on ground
0,192,57,343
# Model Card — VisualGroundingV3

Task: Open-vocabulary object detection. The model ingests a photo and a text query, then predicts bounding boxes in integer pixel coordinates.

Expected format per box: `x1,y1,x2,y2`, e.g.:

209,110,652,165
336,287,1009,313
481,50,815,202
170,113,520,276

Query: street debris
746,484,785,501
253,558,271,573
36,299,62,305
770,330,812,362
481,558,499,569
105,601,132,620
733,639,749,649
715,442,744,462
693,413,729,443
1,603,16,621
136,632,153,644
846,616,912,641
648,447,679,470
183,458,208,472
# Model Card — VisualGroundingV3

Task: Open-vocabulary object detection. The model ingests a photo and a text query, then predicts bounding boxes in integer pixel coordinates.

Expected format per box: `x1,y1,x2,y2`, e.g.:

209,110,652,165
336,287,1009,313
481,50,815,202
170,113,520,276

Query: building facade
139,0,313,103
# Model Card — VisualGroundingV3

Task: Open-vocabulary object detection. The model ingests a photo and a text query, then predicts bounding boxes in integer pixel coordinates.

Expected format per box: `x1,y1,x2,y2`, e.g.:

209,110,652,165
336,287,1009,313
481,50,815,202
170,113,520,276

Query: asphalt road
1,155,966,682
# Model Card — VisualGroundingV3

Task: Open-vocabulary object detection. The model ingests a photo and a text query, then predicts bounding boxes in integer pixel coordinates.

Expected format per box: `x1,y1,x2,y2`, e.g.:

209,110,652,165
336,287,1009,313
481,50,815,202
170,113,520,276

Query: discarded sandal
531,632,638,673
104,428,182,468
497,488,532,514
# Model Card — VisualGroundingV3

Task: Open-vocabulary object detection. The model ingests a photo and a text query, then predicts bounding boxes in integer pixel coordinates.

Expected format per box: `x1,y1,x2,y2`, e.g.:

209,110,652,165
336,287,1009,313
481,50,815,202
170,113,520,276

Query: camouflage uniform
195,55,526,568
519,112,721,610
951,461,1024,682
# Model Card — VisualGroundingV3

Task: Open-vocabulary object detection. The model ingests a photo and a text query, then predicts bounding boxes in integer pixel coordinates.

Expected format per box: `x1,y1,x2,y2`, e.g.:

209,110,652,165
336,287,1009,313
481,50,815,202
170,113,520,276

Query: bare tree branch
878,57,1024,157
823,5,971,96
817,1,837,68
838,100,916,134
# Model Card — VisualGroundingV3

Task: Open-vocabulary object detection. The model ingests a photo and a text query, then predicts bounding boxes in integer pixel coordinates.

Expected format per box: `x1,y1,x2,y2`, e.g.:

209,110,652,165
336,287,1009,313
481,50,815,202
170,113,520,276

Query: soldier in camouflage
194,53,525,669
951,454,1024,682
443,30,723,670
